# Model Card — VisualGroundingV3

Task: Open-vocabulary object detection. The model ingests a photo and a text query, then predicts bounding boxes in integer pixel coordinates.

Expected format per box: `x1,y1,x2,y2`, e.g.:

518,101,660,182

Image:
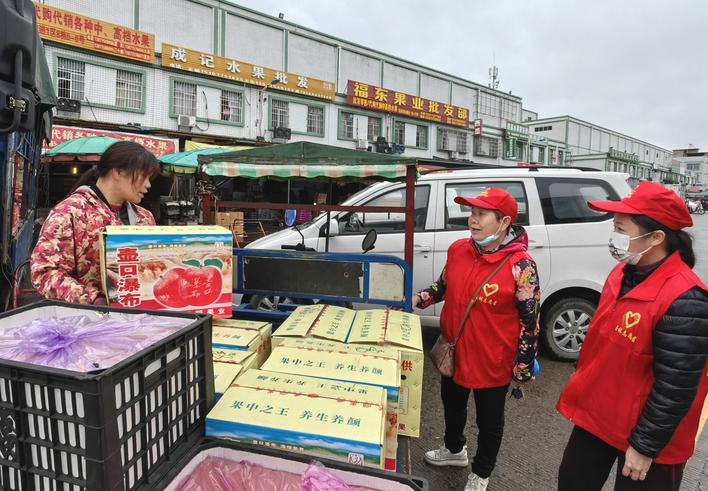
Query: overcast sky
230,0,707,151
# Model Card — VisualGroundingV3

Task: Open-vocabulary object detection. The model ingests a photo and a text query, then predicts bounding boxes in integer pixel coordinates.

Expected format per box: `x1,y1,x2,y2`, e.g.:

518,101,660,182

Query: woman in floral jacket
31,141,159,304
419,187,541,491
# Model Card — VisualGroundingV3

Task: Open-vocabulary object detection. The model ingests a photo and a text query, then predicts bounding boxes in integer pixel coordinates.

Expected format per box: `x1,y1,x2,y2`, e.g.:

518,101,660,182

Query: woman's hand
390,294,421,311
621,445,652,481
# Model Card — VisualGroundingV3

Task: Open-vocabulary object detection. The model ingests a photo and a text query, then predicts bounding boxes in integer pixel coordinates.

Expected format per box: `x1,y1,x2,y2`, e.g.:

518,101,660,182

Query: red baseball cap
587,181,692,231
454,187,518,222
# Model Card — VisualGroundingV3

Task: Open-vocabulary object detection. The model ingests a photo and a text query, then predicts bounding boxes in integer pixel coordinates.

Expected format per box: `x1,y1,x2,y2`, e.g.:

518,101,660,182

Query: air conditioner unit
355,139,368,150
177,114,195,128
57,98,81,113
273,126,292,140
448,151,460,160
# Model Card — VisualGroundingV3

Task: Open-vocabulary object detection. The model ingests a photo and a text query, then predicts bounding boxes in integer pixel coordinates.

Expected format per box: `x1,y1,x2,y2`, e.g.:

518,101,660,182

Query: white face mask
474,221,506,247
608,231,655,265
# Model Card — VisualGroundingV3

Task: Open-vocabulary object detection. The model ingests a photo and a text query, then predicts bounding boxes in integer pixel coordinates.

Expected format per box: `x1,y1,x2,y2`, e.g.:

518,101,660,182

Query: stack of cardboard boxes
206,305,423,472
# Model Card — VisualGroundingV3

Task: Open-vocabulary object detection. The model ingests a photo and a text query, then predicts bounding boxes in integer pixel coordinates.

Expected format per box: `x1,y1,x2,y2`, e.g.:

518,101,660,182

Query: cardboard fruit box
214,362,243,400
273,304,424,437
213,347,262,371
206,383,387,469
261,344,401,471
100,225,233,318
212,318,272,367
228,369,395,468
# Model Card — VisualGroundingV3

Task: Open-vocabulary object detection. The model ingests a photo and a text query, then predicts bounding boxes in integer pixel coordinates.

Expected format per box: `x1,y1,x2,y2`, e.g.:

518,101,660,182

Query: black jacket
622,262,708,458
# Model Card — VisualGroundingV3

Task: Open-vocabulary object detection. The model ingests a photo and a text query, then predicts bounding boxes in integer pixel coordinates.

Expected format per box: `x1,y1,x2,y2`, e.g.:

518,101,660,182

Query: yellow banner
34,3,155,64
162,43,336,101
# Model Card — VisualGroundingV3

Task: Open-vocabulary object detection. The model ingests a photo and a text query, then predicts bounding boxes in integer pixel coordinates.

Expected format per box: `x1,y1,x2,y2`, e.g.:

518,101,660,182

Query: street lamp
256,77,281,139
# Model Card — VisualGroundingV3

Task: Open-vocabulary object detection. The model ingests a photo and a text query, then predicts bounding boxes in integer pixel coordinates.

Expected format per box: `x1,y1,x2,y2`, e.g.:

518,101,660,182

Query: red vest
557,252,708,464
440,238,531,388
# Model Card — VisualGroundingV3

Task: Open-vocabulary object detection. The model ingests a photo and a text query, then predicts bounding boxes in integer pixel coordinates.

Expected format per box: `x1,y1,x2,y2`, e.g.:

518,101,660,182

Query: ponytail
673,230,696,268
70,166,99,194
631,214,696,268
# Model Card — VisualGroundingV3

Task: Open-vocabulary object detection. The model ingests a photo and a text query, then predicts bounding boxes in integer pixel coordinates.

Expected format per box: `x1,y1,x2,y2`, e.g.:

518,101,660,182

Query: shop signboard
346,80,469,128
473,118,483,136
34,3,155,63
608,147,640,163
45,125,178,157
162,43,336,101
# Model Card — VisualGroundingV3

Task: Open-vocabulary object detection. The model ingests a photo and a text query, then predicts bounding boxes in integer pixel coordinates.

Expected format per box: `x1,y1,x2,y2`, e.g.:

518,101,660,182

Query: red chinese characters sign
346,80,469,128
34,3,155,64
45,125,178,157
116,247,142,307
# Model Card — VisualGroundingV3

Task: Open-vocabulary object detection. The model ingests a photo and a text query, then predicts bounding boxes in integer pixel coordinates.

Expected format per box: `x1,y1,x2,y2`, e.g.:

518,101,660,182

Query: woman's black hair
72,141,161,192
631,214,696,268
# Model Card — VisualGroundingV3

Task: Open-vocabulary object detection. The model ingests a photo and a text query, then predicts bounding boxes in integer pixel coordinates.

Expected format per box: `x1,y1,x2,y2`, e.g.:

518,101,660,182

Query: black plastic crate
0,301,215,491
145,437,428,490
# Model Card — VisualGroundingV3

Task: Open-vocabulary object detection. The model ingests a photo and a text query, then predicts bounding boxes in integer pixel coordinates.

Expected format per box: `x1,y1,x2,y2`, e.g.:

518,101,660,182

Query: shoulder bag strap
451,255,512,346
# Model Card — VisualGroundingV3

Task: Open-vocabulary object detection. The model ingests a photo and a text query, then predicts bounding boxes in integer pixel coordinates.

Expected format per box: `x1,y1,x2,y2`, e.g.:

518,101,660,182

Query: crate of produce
146,438,428,490
0,301,215,491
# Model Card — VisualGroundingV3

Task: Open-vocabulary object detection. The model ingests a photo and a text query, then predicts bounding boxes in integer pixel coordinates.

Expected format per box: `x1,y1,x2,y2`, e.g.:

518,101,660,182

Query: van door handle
414,244,432,253
528,241,545,249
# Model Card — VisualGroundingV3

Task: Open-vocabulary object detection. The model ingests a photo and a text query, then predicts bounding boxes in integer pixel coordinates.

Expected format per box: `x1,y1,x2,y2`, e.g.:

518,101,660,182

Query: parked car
247,167,631,360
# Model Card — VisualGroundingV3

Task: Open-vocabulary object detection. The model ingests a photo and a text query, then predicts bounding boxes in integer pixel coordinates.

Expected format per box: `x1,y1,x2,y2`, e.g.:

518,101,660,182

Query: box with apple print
100,225,233,318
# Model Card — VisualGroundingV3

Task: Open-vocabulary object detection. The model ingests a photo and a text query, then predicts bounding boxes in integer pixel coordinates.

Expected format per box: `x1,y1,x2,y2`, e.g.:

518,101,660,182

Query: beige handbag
429,256,511,378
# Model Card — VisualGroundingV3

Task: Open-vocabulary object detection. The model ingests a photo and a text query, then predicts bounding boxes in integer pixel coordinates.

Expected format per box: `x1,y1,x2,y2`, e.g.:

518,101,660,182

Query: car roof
417,167,628,181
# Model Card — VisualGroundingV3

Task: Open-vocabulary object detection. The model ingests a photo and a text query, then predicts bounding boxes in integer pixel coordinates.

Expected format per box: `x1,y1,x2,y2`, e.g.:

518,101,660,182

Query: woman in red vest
417,187,541,491
557,181,708,491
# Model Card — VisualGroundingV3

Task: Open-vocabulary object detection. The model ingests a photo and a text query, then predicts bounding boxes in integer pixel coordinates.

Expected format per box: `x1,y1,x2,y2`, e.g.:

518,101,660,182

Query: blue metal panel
232,248,414,321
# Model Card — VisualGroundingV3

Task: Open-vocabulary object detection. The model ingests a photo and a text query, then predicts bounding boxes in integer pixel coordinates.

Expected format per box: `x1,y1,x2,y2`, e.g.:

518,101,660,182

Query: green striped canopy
158,146,237,174
199,141,416,181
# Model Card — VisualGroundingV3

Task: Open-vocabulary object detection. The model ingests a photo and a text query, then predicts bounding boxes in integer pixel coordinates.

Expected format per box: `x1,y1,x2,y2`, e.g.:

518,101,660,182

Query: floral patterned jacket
31,187,155,304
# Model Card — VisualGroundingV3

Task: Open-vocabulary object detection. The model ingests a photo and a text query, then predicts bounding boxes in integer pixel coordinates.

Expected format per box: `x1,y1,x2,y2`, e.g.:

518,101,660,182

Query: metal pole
325,180,334,252
404,164,415,268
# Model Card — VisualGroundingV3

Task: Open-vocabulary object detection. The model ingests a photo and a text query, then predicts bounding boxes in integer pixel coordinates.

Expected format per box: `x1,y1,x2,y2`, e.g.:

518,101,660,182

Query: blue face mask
473,222,505,247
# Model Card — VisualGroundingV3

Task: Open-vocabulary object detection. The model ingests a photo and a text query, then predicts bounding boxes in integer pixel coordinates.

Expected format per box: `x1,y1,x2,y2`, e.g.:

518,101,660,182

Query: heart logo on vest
483,283,499,297
624,311,641,330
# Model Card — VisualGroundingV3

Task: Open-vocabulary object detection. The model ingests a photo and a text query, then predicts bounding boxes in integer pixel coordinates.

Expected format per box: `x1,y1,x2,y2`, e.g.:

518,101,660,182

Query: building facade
37,0,534,165
526,116,683,183
673,148,708,187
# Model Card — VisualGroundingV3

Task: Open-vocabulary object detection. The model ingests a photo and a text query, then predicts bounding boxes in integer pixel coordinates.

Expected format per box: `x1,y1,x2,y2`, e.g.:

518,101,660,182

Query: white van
246,167,631,360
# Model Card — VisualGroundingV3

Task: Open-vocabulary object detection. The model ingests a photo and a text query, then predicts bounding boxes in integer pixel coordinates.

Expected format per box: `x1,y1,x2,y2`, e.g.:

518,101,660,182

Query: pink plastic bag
301,461,352,491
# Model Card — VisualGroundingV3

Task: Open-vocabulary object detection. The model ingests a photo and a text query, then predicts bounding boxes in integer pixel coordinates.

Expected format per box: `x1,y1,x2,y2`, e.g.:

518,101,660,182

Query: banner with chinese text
34,3,155,64
346,80,469,128
161,43,336,101
45,125,178,157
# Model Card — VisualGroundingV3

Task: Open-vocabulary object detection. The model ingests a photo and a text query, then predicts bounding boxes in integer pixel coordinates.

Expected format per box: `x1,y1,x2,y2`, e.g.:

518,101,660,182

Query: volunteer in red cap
419,187,540,491
557,181,708,491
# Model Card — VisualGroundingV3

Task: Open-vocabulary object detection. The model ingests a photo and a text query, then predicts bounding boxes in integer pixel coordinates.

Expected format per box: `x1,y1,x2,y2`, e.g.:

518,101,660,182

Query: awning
199,141,416,181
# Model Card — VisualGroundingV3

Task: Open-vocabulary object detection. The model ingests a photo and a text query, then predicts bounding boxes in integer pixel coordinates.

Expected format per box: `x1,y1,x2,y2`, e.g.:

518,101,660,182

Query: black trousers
441,375,509,479
558,426,685,491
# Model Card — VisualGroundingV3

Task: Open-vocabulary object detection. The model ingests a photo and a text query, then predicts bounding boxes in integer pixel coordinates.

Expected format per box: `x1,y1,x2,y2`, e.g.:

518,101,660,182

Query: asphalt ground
410,213,708,491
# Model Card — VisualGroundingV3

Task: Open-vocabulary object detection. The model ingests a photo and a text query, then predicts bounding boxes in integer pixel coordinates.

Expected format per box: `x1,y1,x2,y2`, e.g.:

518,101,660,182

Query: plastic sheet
0,313,190,372
173,457,379,491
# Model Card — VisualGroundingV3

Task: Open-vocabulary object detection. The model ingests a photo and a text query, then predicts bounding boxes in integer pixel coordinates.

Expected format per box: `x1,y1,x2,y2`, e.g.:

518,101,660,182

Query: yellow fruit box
206,382,387,469
272,304,424,437
213,318,272,367
214,362,243,400
213,347,261,371
261,344,400,471
100,225,233,318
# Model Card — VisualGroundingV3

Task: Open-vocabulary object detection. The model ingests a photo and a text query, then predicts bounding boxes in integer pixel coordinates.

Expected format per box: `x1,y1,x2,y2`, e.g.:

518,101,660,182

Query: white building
38,0,534,165
526,116,681,183
673,148,708,186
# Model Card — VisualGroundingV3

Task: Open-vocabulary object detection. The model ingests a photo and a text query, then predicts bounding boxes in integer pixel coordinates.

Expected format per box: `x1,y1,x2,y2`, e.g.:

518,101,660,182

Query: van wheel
541,298,596,361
